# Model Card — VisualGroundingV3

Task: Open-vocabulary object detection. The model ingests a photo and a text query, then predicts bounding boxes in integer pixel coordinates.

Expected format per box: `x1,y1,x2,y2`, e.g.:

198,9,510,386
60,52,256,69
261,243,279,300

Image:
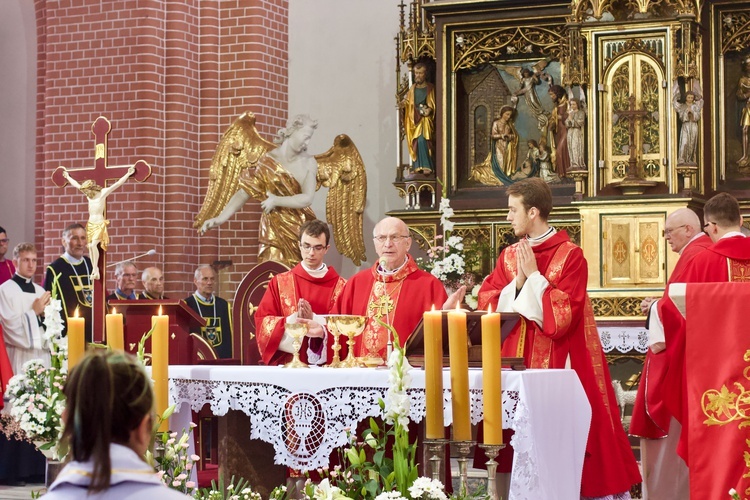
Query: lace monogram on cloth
170,378,521,471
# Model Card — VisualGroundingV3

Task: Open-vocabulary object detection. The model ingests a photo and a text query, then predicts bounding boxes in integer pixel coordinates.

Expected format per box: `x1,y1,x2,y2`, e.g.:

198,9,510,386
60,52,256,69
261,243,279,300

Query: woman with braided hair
45,351,190,499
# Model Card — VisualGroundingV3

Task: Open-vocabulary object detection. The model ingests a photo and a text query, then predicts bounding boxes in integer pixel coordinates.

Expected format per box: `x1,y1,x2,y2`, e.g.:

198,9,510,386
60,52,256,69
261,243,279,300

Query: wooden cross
618,95,650,180
51,116,152,343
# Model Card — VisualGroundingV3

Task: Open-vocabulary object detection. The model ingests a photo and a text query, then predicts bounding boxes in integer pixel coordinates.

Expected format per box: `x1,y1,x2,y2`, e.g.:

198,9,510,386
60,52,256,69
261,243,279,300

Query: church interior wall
0,0,37,250
288,0,404,278
27,0,289,300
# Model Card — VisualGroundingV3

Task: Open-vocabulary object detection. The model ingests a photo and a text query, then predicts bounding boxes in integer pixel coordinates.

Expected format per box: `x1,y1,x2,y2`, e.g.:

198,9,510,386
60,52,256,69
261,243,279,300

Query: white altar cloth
168,366,591,500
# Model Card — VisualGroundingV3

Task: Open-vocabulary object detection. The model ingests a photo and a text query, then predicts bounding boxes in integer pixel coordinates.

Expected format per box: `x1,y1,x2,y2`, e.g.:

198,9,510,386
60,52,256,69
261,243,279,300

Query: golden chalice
284,322,309,368
326,315,366,368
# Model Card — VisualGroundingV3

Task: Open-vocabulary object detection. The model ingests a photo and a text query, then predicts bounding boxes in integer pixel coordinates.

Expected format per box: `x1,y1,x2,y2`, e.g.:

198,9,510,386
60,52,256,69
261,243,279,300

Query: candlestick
152,306,170,432
448,307,471,441
424,438,448,483
482,306,503,445
453,440,475,497
67,307,85,370
479,443,506,500
106,307,124,351
423,307,444,439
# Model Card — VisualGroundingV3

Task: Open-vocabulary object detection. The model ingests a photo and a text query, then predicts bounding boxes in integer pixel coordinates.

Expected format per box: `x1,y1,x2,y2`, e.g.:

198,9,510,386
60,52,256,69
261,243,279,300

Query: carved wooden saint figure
673,80,703,166
565,97,587,171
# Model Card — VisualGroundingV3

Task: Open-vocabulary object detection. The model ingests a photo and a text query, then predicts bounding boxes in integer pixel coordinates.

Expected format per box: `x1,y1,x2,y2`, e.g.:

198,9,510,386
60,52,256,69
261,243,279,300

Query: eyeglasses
0,239,8,244
703,221,716,230
373,235,411,244
663,225,687,236
300,243,327,253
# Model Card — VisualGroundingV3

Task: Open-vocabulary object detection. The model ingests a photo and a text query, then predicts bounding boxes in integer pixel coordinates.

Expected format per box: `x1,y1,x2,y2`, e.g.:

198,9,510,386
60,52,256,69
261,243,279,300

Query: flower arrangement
146,421,200,495
5,296,68,459
196,475,261,500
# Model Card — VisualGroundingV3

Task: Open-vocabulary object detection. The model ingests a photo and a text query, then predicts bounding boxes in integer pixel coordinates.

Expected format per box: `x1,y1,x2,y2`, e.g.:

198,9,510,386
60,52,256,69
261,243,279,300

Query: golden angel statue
496,58,552,123
195,112,367,267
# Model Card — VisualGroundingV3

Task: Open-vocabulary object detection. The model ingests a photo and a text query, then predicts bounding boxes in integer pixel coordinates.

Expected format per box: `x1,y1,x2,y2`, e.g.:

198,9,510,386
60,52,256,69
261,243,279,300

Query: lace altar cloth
598,326,649,353
169,366,590,500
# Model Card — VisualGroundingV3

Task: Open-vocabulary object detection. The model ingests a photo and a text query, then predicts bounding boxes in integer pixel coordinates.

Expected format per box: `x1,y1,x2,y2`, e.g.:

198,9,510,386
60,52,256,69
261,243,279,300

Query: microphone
106,249,157,268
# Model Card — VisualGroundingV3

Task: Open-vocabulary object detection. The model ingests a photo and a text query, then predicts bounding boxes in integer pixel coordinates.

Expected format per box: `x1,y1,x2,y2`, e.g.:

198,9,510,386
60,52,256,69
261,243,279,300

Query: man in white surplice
0,243,51,372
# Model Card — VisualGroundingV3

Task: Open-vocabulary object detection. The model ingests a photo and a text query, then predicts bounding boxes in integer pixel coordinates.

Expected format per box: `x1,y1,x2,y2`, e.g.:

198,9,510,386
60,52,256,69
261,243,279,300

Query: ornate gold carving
494,226,517,252
603,38,665,74
591,296,643,317
613,161,629,178
557,224,581,246
408,224,436,252
625,0,666,14
721,11,750,55
613,237,628,265
398,0,435,63
452,226,493,276
453,27,565,72
640,61,660,154
612,62,631,156
570,0,614,23
564,23,588,86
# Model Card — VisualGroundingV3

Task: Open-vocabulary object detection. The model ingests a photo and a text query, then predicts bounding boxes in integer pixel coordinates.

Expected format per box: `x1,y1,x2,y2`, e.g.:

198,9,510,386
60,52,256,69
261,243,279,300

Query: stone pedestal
219,410,286,497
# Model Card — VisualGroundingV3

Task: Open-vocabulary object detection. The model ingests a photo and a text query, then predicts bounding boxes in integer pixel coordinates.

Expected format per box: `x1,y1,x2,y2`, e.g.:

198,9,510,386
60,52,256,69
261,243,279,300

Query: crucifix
615,95,656,195
52,116,151,342
619,95,649,180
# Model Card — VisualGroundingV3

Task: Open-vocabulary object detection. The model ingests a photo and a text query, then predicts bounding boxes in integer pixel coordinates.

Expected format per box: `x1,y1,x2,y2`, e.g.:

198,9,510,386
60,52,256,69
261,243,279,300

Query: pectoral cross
368,294,395,319
51,116,152,343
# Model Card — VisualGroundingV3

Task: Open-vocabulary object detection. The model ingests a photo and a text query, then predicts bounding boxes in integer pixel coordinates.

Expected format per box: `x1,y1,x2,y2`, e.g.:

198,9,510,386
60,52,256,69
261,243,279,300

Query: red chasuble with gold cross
478,231,641,498
332,255,447,361
255,264,345,366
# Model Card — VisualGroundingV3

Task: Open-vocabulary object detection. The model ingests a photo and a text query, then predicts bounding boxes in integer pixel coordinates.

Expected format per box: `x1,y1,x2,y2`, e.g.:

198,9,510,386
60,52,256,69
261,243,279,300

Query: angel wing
194,112,276,230
531,58,550,74
495,64,524,81
315,135,367,266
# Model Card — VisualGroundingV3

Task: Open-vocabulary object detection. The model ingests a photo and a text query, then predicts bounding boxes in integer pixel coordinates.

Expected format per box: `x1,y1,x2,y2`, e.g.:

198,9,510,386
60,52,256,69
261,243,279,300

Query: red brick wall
35,0,288,300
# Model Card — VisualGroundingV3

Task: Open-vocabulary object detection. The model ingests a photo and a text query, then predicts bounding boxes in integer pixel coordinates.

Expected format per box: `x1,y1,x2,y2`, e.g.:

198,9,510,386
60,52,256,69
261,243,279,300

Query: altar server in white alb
0,242,51,370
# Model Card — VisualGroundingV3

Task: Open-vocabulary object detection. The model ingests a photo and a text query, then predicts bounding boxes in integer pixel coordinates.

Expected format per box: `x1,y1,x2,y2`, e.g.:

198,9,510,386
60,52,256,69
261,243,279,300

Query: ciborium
284,322,309,368
326,315,366,368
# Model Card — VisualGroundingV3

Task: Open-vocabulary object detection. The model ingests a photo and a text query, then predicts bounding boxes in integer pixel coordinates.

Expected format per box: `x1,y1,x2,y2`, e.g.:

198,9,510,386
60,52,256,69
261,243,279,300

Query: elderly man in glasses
630,208,709,499
255,219,346,366
332,216,465,365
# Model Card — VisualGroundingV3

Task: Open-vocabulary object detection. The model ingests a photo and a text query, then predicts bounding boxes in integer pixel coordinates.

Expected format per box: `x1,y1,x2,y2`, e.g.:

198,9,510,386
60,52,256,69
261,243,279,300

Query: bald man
630,208,710,499
332,217,463,365
139,267,167,300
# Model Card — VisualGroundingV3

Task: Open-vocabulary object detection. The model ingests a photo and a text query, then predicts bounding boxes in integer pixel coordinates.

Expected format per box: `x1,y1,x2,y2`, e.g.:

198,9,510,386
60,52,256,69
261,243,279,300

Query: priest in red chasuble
332,217,464,363
629,208,709,499
659,193,750,499
476,178,640,499
255,220,346,366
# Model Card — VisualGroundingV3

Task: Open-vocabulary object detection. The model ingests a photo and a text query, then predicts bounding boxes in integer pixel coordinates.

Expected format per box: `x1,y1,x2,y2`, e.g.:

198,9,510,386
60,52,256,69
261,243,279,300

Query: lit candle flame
158,305,163,316
74,307,80,318
430,304,435,311
455,303,461,311
111,306,117,315
487,303,493,314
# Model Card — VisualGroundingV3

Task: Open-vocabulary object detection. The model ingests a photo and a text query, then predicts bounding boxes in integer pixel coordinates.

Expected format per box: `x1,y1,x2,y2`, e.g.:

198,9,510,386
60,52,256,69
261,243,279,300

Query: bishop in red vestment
255,220,346,366
332,217,463,363
629,209,709,499
477,179,640,498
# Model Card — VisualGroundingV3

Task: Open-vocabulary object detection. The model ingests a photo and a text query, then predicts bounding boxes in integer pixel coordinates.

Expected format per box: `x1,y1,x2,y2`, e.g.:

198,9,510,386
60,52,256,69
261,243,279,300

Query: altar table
169,366,591,500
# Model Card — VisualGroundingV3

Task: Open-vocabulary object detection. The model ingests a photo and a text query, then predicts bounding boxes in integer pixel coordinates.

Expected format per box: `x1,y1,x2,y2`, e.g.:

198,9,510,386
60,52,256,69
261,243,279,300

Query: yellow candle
152,306,170,432
448,305,471,441
67,307,85,370
481,305,503,445
106,307,124,351
424,306,444,439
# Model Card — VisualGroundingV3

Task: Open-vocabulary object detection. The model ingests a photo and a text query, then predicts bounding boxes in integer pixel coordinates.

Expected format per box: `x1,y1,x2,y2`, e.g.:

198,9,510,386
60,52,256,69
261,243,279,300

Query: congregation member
332,216,463,363
0,226,15,284
476,178,641,499
107,261,138,301
45,350,191,499
184,265,233,359
255,220,345,366
44,223,94,341
0,243,50,486
138,266,167,299
661,193,750,464
630,208,709,499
